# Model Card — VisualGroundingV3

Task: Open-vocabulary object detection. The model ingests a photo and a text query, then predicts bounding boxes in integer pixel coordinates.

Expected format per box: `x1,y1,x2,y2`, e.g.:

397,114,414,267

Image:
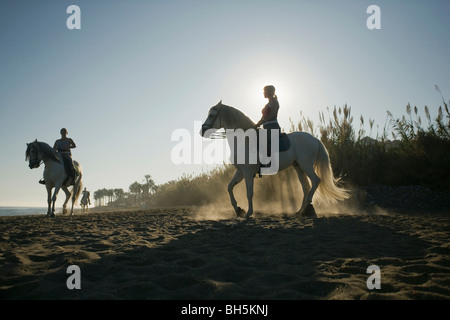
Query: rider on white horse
201,99,350,218
254,85,281,170
39,128,77,185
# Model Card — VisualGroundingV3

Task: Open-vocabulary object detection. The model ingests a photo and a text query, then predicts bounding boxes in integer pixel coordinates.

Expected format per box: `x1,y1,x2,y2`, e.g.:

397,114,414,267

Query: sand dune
1,207,449,300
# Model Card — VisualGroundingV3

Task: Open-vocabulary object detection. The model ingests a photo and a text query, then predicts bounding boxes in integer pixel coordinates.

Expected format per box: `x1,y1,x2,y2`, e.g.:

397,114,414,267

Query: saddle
278,132,291,152
256,129,291,154
256,130,290,177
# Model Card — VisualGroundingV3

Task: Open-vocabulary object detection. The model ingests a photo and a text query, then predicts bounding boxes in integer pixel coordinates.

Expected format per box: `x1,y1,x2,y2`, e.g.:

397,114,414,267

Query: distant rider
81,187,91,205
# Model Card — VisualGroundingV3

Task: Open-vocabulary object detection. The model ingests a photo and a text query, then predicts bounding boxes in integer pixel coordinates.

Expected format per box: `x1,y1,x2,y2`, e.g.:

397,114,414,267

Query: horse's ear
218,100,222,105
34,139,37,143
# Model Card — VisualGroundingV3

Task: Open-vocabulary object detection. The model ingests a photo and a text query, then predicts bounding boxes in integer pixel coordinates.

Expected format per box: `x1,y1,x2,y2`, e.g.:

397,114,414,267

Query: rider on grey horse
39,128,77,185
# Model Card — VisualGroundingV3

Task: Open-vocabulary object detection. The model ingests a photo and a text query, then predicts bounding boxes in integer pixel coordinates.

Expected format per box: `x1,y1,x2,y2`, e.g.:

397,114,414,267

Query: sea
0,206,49,217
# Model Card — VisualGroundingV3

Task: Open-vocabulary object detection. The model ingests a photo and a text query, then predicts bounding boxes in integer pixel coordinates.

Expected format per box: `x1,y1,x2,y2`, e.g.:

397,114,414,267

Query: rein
203,105,256,139
210,129,227,139
202,107,227,139
28,143,56,168
29,152,44,167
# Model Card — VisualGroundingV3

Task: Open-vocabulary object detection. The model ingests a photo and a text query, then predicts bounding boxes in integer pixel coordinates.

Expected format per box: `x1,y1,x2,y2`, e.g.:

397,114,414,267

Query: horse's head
201,100,223,138
25,140,42,169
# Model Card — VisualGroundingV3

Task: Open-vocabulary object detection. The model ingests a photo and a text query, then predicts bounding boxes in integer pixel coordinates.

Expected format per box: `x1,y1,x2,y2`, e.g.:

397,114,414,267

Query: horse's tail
73,178,83,204
314,140,350,202
72,162,83,205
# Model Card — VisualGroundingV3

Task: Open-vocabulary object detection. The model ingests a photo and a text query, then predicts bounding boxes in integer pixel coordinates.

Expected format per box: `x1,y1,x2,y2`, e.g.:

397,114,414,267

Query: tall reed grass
101,96,450,208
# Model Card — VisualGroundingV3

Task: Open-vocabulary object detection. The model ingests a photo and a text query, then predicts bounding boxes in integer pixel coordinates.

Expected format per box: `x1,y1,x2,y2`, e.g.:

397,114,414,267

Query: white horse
26,140,83,217
201,101,350,218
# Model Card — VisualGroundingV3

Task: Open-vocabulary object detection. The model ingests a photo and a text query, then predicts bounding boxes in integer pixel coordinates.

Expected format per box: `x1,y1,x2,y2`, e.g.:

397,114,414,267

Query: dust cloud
192,168,393,221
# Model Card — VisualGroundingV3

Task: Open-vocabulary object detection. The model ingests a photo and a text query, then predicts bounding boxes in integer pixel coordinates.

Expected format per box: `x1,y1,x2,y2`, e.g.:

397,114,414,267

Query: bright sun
252,79,293,112
225,53,320,126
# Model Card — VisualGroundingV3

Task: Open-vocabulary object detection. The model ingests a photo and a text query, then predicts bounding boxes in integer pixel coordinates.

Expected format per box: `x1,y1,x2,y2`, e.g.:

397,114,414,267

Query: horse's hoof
235,207,246,218
300,204,317,218
244,213,253,219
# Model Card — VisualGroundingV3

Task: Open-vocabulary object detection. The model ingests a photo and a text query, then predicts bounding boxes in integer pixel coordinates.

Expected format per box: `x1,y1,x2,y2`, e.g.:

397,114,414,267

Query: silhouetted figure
81,187,91,205
39,128,77,184
255,85,281,150
80,187,91,212
255,85,281,166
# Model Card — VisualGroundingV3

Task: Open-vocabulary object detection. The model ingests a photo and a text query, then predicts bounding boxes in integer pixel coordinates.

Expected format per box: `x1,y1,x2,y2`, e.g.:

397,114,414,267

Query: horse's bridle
28,144,43,169
201,108,226,139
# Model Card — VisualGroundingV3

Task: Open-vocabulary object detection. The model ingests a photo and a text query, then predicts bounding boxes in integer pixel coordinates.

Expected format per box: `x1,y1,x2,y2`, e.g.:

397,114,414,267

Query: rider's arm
255,105,270,127
255,117,264,127
53,140,59,150
69,139,77,149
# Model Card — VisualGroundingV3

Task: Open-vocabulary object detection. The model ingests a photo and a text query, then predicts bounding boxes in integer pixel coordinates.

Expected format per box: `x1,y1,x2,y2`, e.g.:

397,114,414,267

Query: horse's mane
27,140,61,163
39,141,61,162
218,104,255,129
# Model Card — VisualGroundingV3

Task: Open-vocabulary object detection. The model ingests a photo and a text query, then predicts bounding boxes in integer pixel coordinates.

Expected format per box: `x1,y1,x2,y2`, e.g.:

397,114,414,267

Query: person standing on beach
39,128,77,184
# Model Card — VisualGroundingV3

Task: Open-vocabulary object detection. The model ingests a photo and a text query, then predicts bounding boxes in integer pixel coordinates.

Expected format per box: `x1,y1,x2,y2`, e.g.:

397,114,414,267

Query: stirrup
258,164,265,178
258,162,272,178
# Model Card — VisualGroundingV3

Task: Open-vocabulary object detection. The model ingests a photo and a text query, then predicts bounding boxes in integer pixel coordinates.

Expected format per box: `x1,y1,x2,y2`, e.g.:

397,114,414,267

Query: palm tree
94,190,101,206
114,188,125,202
107,189,114,204
129,181,142,205
142,174,157,198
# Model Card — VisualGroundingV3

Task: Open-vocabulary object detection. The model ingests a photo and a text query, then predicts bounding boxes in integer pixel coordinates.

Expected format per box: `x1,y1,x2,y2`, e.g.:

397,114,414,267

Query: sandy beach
1,205,449,301
0,204,450,300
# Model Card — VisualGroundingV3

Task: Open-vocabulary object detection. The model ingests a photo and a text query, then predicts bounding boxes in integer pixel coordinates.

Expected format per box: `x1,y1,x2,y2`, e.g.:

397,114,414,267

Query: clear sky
0,0,449,207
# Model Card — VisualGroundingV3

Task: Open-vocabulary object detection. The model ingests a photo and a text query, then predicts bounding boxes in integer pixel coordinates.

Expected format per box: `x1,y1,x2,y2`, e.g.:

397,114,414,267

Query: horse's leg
61,186,71,215
243,169,256,219
50,184,62,217
301,164,320,206
228,169,244,217
46,186,52,217
294,165,311,215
